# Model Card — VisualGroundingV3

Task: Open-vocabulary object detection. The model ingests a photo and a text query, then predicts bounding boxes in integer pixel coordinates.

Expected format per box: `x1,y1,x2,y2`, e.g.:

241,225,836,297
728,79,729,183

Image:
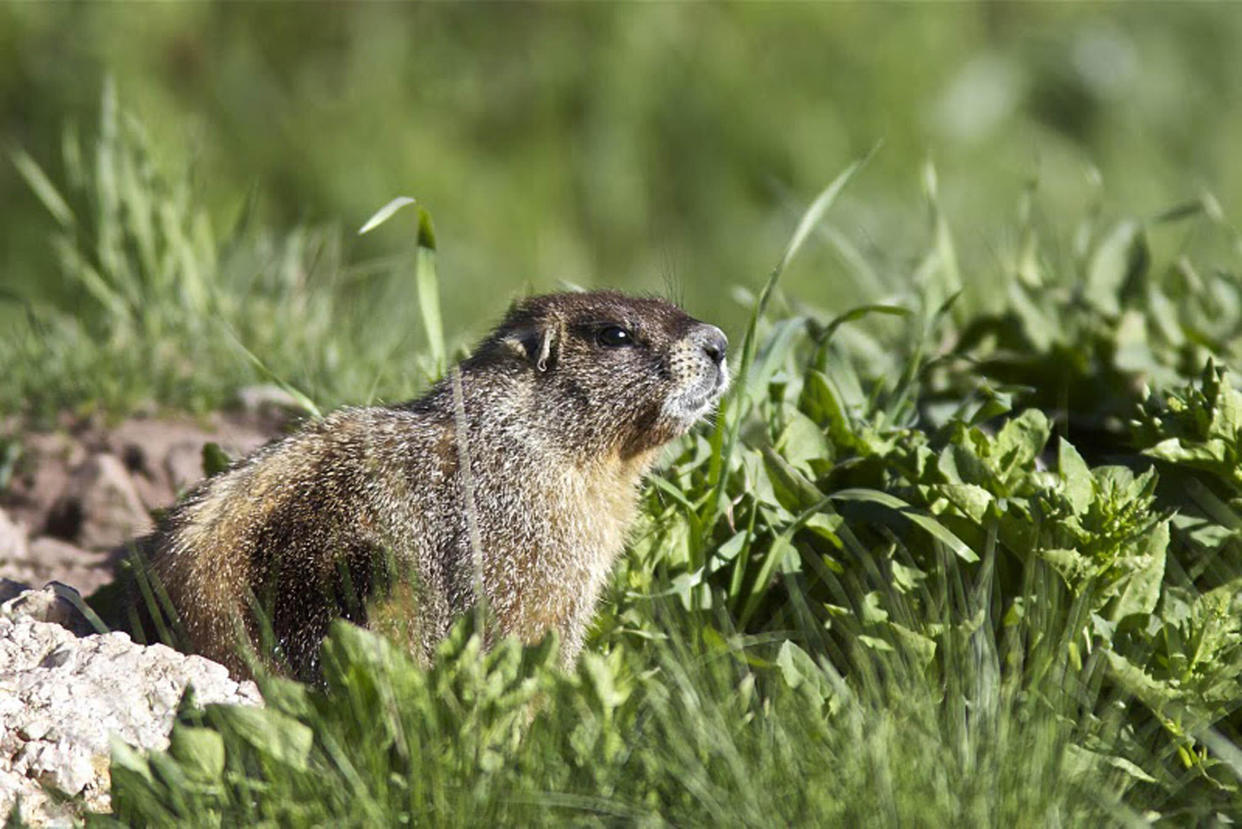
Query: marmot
139,291,728,679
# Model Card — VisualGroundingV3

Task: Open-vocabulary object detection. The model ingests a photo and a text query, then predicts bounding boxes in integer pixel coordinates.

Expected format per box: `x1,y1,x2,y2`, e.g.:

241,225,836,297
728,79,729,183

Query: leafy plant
9,108,1241,822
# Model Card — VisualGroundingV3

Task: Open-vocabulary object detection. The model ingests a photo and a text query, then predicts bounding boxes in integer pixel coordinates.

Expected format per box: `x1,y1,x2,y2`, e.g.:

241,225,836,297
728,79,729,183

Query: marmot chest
479,455,648,637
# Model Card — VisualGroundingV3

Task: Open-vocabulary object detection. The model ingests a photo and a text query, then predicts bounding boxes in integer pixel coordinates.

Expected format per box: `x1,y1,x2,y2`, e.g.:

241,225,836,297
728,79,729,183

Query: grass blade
830,488,979,563
12,148,76,227
223,324,322,420
414,207,445,374
358,196,417,236
358,196,445,374
708,150,875,518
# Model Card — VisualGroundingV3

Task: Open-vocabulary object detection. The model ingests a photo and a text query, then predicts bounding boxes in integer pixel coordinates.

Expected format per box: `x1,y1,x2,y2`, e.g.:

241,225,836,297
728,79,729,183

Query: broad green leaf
1007,281,1054,351
109,737,154,785
887,621,937,669
861,591,888,624
717,532,750,564
261,676,314,720
779,407,829,459
964,387,1016,426
213,705,314,771
1110,520,1168,620
1039,547,1091,587
777,410,833,476
1216,372,1242,439
738,448,781,509
581,652,628,712
939,483,993,522
762,447,826,513
993,408,1049,485
1115,310,1159,375
1092,464,1142,497
169,726,225,782
803,512,843,545
938,439,991,488
775,641,832,703
1057,438,1093,514
1104,650,1181,718
890,560,927,593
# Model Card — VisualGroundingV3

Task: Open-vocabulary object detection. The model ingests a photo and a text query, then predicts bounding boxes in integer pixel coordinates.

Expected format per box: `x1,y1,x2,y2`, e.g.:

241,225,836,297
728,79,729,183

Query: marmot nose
698,325,728,366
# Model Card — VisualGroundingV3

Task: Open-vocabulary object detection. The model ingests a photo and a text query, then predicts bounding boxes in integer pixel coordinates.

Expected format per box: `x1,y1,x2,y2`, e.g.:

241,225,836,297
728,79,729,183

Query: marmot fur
140,291,728,678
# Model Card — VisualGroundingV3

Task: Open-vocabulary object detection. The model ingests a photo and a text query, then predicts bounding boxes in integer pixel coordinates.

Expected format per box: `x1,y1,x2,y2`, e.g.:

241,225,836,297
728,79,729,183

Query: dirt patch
0,410,286,597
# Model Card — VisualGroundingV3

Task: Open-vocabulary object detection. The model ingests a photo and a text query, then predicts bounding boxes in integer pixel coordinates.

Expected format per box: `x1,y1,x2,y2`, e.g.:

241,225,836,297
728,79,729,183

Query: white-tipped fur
144,291,727,679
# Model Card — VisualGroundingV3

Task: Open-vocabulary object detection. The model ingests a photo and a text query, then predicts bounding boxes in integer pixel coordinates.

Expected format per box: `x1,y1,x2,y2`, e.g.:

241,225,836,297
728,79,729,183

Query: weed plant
5,99,1242,825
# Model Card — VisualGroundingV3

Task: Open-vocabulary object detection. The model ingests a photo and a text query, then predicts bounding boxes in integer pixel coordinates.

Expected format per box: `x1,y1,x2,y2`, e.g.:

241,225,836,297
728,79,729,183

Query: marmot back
141,291,728,678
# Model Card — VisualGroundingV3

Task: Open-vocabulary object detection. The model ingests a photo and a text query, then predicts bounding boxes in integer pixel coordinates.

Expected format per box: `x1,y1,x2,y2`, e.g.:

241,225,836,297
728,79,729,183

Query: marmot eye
596,325,634,347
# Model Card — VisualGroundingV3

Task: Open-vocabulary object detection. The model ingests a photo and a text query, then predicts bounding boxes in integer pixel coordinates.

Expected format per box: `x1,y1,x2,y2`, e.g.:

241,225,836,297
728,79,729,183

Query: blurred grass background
6,8,1242,821
3,3,1240,347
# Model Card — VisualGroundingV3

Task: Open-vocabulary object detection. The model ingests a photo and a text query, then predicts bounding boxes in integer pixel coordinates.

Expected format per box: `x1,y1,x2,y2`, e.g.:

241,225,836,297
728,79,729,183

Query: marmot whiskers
141,291,728,678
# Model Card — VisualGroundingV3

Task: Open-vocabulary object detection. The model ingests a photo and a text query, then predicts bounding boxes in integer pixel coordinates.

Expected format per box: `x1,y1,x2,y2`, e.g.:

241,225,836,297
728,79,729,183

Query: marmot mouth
671,371,729,422
683,397,718,419
658,361,730,430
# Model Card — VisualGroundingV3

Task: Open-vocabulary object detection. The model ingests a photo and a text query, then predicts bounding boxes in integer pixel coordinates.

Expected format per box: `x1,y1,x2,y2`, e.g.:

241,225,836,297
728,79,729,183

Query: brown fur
140,292,728,679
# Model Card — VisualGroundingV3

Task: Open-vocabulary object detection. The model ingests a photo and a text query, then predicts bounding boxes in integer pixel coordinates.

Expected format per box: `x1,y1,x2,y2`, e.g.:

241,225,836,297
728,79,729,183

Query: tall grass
7,99,1242,824
104,604,1152,826
3,86,443,419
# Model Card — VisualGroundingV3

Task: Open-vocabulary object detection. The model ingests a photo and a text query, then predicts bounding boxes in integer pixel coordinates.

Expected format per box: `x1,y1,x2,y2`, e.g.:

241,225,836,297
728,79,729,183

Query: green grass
2,85,443,420
6,99,1242,825
6,5,1242,337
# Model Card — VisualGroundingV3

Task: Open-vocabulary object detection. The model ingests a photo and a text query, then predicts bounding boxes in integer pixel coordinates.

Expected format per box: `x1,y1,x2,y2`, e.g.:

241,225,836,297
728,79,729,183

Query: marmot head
473,291,729,460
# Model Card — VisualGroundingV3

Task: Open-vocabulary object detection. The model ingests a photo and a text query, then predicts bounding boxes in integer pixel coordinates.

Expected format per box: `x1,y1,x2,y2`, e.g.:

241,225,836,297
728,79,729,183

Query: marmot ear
502,320,560,372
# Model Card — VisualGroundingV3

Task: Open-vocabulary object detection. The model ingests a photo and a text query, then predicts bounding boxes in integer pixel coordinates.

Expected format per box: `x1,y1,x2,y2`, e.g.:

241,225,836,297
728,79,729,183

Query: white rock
0,586,262,825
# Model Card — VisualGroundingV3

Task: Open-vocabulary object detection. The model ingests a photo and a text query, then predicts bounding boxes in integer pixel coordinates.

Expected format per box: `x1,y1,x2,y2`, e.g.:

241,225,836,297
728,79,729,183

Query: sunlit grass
3,85,443,420
6,98,1242,825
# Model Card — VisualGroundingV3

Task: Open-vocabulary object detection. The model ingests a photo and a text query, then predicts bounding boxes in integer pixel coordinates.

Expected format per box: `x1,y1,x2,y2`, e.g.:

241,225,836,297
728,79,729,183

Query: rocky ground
0,396,292,825
0,405,283,596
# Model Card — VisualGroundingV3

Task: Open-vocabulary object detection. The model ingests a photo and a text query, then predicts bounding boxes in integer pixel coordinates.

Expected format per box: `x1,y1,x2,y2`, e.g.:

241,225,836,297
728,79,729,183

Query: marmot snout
142,291,727,678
